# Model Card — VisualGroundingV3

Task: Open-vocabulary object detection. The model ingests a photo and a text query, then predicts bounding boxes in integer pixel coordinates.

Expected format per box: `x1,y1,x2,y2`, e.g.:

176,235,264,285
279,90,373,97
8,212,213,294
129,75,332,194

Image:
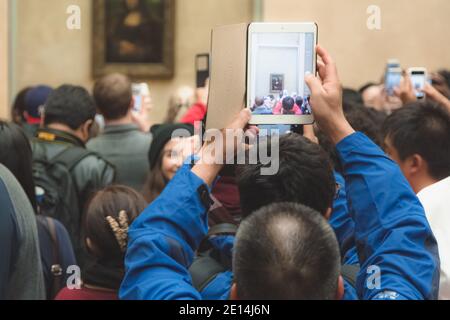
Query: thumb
305,73,323,95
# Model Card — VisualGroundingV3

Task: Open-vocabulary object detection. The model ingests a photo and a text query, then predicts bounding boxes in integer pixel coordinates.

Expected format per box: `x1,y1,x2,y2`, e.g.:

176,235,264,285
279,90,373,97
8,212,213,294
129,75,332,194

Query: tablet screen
248,32,315,117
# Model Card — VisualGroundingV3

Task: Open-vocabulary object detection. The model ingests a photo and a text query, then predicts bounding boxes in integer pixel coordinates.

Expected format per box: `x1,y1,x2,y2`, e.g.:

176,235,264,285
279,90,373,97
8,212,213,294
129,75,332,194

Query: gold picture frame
93,0,175,79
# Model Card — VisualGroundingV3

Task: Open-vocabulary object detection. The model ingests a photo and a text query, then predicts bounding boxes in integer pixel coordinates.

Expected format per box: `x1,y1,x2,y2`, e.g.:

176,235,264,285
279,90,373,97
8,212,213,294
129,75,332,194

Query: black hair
342,88,363,105
295,96,303,107
438,69,450,89
0,121,37,211
234,202,341,300
282,96,295,113
44,85,96,130
382,101,450,181
237,133,335,218
344,102,386,146
11,87,31,125
358,82,378,94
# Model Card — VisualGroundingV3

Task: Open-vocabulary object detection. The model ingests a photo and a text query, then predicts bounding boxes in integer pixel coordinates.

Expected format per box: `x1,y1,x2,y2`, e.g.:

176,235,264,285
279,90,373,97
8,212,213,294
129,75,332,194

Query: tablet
247,22,318,125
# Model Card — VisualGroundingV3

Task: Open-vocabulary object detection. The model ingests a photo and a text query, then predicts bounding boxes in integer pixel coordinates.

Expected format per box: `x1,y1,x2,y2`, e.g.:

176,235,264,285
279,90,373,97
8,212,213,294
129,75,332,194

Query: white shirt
418,176,450,300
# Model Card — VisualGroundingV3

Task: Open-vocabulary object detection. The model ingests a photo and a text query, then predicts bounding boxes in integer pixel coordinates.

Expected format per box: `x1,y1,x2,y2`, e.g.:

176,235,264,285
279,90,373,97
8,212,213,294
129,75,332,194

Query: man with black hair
237,133,335,218
31,85,115,267
233,202,342,300
120,46,439,300
382,101,450,299
88,73,152,191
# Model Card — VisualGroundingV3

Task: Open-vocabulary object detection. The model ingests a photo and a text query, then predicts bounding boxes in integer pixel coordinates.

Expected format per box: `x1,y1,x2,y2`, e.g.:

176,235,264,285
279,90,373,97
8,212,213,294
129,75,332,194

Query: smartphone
196,54,210,88
408,67,427,99
132,83,150,112
247,22,317,125
385,67,402,96
386,59,400,70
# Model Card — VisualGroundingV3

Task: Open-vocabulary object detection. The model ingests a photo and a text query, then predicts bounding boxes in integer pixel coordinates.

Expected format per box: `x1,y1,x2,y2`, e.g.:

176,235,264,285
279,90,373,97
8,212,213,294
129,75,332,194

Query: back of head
234,202,341,300
382,101,450,181
93,73,132,120
84,185,147,261
237,133,335,218
342,88,363,105
282,96,295,111
44,85,96,130
344,102,386,146
11,87,32,124
295,96,303,107
0,121,37,210
254,96,265,107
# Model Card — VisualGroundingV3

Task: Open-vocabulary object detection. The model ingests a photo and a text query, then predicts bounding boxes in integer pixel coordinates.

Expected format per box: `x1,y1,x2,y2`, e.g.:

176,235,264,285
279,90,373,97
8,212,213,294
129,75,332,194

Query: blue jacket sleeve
329,171,357,264
336,133,440,300
119,165,210,300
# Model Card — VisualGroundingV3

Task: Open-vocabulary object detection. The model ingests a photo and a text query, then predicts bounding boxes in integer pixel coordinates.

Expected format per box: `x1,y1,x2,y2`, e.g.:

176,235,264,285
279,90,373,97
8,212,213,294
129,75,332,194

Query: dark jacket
87,124,152,191
31,128,115,267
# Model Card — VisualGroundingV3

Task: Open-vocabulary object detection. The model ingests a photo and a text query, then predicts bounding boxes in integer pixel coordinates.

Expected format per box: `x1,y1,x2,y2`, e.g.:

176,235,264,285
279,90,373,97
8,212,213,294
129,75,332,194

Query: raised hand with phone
305,45,355,145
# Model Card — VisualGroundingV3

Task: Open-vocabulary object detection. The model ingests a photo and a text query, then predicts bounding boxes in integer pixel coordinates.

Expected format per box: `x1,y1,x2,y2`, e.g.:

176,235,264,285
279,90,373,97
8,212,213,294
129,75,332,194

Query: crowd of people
251,92,313,115
1,45,450,301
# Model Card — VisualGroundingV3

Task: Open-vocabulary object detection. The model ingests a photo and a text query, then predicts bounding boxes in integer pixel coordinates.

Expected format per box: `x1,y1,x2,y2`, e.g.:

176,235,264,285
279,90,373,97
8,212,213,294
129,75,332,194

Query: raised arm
306,46,440,300
120,110,252,300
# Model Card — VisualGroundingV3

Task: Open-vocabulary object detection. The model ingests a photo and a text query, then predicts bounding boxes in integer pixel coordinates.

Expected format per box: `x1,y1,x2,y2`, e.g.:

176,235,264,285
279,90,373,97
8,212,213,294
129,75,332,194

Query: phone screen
248,32,315,117
132,83,150,112
410,71,426,99
385,69,402,96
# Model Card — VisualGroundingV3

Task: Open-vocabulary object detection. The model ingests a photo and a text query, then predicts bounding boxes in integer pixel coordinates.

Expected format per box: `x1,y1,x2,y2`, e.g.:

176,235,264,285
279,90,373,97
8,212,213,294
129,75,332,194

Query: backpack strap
190,223,238,292
51,147,96,172
190,252,229,293
37,216,63,299
341,264,360,289
207,223,238,237
198,223,238,253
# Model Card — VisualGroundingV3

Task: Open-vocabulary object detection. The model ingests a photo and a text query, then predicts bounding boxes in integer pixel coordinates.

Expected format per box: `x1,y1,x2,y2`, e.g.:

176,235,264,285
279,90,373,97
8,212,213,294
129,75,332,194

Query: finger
305,73,323,95
316,45,339,83
303,125,318,144
316,61,326,80
316,45,334,66
403,74,413,91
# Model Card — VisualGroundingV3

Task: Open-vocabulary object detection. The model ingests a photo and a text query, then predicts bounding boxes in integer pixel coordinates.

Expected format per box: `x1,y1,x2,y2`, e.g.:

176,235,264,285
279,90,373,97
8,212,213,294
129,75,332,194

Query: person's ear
336,276,345,300
324,207,332,221
403,154,424,177
229,283,239,300
80,119,94,142
409,154,425,175
24,111,30,120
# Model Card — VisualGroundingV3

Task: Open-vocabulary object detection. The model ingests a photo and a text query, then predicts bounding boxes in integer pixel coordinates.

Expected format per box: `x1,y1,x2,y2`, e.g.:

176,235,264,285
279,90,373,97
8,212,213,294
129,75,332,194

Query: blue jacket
120,132,440,300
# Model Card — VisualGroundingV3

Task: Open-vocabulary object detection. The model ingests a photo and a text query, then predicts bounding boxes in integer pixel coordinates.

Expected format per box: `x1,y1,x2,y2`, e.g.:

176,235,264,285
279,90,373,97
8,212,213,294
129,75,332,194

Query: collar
103,124,141,135
36,127,85,148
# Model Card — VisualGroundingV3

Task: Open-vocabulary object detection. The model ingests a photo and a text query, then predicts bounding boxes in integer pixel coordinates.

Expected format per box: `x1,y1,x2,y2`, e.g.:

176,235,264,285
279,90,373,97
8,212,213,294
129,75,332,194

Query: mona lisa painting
93,0,175,79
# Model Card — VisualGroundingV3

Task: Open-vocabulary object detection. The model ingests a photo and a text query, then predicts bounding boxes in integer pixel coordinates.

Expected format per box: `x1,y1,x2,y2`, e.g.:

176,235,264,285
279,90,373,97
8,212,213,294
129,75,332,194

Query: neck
413,174,438,194
104,112,133,126
47,123,78,137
